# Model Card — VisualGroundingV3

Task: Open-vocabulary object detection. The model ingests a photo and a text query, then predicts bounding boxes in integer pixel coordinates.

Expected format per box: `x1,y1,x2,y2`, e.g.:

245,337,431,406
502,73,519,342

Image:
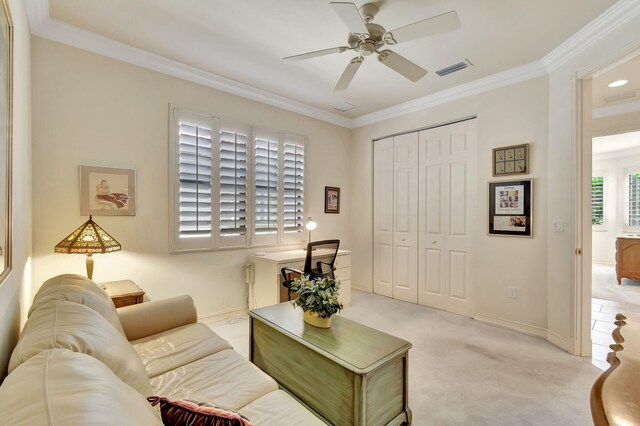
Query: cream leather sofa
0,274,324,425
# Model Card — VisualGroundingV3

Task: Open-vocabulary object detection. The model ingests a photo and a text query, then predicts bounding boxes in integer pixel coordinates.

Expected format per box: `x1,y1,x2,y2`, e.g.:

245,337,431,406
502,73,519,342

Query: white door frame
573,48,640,356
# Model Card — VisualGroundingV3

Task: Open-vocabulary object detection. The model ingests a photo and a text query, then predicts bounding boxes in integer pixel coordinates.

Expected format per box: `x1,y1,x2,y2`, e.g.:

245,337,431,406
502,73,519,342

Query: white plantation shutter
283,142,305,234
591,175,604,229
178,120,212,238
625,167,640,229
254,136,279,239
170,107,306,252
219,126,248,241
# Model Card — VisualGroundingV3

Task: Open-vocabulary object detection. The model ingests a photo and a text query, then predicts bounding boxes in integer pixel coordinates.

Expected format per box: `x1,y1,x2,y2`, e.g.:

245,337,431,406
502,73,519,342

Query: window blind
591,176,604,226
254,137,279,235
178,121,212,237
219,129,247,236
283,143,304,233
626,169,640,227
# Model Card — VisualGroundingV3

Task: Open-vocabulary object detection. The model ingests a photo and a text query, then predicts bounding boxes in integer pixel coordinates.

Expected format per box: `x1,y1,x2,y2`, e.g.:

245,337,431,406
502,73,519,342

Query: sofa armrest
117,295,197,341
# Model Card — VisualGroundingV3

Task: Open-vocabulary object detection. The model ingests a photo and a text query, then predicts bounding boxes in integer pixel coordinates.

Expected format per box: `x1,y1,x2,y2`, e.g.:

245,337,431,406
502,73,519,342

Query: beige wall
350,76,549,332
31,38,352,319
0,0,32,380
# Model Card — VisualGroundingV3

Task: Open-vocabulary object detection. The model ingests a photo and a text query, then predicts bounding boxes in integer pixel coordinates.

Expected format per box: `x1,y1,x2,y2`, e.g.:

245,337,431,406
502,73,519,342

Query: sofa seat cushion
132,323,233,378
238,390,325,426
29,274,126,336
0,349,163,426
9,300,152,396
150,349,278,410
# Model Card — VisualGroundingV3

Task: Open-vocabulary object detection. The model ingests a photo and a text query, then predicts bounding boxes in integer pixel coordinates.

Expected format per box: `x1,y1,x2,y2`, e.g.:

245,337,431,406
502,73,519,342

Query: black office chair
281,239,340,301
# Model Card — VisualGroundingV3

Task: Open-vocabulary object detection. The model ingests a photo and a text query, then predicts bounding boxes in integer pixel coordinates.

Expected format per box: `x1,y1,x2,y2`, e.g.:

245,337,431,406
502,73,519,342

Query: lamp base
86,253,94,280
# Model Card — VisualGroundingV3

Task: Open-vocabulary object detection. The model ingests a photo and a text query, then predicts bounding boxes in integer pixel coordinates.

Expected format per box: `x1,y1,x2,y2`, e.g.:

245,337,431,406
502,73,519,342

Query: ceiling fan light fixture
360,42,376,56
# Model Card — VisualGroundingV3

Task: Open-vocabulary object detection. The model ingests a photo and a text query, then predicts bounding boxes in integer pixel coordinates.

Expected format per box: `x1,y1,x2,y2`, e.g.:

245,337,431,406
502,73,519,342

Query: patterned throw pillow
147,396,252,426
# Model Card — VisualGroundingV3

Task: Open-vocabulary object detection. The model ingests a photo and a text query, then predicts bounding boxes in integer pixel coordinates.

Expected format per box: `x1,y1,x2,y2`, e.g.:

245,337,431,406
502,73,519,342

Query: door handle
432,240,437,244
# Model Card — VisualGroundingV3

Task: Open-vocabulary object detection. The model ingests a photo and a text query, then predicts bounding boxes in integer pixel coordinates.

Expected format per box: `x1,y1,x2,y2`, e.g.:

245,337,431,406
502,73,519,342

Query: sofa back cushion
0,349,163,426
29,274,125,336
10,300,152,396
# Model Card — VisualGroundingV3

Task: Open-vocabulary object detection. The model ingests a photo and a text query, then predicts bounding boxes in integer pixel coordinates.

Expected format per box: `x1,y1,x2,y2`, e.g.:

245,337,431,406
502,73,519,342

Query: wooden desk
251,249,351,308
591,312,640,425
615,236,640,284
249,303,412,426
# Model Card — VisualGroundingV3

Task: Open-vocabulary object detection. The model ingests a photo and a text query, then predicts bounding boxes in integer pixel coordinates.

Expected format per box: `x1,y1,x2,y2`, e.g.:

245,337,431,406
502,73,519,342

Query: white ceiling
47,0,618,119
592,55,640,109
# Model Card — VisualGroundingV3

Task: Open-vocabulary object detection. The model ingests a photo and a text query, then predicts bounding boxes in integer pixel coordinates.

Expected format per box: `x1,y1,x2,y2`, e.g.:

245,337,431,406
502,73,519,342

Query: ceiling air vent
436,59,473,77
334,102,357,112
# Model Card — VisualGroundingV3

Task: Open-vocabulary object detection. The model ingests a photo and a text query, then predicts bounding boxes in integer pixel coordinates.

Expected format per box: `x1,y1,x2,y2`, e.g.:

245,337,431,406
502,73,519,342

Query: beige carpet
210,292,601,426
592,263,640,305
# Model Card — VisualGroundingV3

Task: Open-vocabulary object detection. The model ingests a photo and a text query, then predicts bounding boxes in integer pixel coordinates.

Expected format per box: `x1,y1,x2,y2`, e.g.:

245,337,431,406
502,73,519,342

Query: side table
101,280,145,308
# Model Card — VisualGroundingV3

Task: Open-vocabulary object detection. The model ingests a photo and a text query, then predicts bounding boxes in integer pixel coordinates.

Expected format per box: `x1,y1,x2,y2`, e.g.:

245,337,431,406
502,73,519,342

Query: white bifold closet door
373,119,476,317
392,133,419,303
418,120,476,317
373,137,394,297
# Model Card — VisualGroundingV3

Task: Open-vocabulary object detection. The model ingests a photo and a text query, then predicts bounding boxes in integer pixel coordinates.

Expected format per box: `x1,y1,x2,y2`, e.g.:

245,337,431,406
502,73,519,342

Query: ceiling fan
283,2,461,92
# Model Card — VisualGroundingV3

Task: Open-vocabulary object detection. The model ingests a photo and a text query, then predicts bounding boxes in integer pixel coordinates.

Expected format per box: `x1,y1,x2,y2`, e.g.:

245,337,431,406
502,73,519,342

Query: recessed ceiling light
608,80,629,88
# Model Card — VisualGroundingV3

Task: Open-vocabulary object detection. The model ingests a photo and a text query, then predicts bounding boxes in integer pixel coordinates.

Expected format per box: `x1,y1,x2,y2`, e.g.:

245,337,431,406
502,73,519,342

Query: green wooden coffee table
249,303,412,425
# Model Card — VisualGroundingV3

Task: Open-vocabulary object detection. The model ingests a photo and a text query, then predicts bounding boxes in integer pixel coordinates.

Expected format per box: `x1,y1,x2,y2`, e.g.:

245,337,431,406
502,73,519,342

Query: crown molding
351,61,548,128
542,0,640,72
25,1,352,129
26,0,638,130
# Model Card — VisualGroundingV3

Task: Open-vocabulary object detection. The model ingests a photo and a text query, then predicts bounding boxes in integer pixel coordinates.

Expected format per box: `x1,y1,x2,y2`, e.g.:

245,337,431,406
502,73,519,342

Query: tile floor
591,297,640,370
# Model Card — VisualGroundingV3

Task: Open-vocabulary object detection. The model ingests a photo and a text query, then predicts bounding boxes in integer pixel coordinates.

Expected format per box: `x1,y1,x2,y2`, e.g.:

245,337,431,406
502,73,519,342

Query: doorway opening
587,54,640,370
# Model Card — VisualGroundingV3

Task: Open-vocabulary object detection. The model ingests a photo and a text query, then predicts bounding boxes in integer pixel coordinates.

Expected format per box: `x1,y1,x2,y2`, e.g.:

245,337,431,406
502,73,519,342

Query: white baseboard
592,260,615,266
352,285,372,293
546,330,577,354
474,313,547,338
198,307,248,324
475,313,579,354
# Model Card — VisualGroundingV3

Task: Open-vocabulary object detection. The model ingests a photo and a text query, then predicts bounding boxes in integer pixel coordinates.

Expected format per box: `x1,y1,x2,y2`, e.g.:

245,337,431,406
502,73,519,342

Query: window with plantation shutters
170,107,306,252
592,175,604,230
254,136,279,238
625,167,640,230
219,128,247,238
177,120,213,238
283,142,305,234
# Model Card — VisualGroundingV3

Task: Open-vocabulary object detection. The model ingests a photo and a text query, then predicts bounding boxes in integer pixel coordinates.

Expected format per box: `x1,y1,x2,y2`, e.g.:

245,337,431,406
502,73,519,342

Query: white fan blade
330,2,369,37
384,11,460,45
333,57,363,92
378,50,428,82
283,46,350,63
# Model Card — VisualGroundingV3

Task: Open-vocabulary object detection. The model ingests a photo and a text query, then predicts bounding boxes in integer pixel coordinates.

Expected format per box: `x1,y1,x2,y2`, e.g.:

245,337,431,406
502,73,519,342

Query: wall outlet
508,287,518,298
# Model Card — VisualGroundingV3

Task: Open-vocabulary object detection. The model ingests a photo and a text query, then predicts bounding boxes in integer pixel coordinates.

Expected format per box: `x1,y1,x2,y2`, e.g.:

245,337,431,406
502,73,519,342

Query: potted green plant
289,276,343,328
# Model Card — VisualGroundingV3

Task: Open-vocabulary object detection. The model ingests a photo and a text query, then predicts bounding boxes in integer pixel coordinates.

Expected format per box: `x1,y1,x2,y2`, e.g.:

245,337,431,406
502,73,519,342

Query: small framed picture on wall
325,186,340,214
492,143,529,176
80,165,136,216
